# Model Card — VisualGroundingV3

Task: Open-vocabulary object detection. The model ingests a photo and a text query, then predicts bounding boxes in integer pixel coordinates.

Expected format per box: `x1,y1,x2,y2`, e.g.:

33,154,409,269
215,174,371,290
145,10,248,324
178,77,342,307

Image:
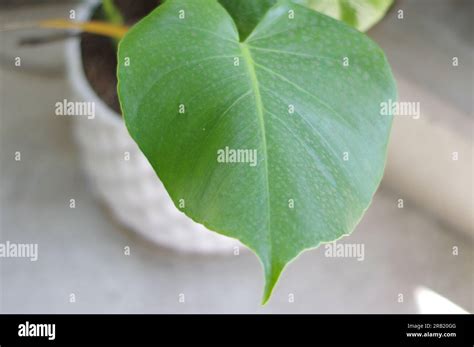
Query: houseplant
63,0,396,302
67,0,243,254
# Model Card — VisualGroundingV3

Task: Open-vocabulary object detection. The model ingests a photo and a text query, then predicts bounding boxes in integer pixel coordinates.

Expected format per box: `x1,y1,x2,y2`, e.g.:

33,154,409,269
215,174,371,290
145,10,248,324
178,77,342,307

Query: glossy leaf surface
219,0,393,37
118,0,396,302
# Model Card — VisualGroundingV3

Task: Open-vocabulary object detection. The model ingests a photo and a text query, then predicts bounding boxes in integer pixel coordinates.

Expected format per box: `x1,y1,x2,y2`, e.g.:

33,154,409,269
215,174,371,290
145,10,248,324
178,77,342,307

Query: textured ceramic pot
65,0,241,253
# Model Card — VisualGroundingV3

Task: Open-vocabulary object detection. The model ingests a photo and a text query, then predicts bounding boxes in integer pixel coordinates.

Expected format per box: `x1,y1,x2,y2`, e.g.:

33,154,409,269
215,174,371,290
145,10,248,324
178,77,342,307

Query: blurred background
0,0,472,313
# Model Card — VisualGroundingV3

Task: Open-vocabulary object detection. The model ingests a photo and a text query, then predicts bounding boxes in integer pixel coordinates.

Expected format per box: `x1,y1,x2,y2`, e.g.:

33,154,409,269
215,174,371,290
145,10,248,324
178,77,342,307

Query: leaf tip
260,259,285,305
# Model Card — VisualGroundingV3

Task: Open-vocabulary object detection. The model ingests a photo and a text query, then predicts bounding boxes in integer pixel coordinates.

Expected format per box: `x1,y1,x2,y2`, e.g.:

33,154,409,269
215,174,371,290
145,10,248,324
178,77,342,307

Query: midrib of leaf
240,42,275,303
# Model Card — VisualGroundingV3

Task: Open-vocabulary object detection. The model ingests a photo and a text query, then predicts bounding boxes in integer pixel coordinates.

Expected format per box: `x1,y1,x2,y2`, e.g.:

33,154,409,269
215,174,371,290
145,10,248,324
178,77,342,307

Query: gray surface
0,1,473,313
370,0,473,119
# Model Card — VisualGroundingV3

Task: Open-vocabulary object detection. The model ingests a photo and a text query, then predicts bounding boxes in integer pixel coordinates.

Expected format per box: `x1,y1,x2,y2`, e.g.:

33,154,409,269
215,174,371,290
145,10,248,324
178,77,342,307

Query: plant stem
102,0,124,47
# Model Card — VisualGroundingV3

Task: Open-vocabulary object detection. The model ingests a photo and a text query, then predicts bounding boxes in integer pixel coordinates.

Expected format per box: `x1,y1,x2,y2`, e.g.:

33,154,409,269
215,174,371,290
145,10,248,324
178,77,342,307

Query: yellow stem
39,19,128,39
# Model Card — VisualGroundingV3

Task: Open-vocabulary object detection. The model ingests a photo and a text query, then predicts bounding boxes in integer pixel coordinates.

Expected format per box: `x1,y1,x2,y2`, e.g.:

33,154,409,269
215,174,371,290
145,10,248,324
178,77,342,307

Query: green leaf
218,0,277,41
118,0,396,303
219,0,393,37
299,0,394,32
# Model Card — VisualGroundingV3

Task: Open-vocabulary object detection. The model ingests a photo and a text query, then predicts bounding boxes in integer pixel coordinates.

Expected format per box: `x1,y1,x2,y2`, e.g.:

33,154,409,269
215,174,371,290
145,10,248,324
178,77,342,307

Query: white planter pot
65,1,242,253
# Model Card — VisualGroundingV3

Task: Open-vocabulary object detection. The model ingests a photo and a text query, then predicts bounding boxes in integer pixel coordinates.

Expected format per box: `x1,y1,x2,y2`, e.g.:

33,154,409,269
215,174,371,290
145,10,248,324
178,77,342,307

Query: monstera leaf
300,0,394,31
219,0,393,38
118,0,396,303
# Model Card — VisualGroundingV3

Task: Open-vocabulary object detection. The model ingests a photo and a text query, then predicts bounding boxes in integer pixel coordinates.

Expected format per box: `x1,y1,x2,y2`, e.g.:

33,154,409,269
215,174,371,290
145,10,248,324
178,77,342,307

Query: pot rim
65,0,123,128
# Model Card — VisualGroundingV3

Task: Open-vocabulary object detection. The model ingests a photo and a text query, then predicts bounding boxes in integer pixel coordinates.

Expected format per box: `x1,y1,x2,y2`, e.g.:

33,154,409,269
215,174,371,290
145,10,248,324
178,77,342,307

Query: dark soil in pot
80,0,161,114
